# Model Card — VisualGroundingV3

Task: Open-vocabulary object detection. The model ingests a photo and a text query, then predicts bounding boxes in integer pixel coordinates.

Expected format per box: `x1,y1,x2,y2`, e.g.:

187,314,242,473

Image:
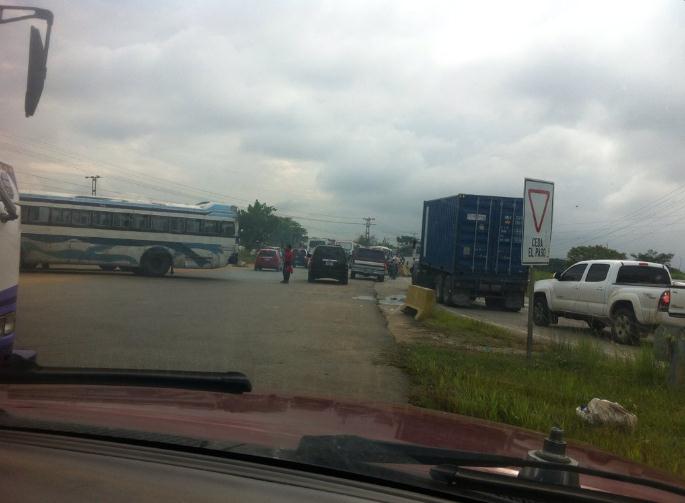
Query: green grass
396,337,685,477
534,269,554,281
671,269,685,280
425,308,528,349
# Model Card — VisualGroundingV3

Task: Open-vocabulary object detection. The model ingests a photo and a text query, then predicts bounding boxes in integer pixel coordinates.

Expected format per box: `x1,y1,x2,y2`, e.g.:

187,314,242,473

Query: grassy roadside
424,308,533,350
394,313,685,477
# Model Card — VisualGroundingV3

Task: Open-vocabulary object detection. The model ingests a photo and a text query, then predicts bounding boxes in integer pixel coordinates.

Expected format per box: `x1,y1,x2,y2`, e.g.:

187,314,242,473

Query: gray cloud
2,0,684,260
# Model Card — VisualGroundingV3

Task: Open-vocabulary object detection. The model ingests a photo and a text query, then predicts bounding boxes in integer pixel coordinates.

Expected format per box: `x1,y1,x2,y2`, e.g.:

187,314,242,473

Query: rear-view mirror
552,271,562,280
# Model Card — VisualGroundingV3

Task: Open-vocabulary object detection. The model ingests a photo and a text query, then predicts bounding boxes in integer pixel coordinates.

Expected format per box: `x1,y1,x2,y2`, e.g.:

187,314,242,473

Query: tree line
542,245,680,275
238,200,308,250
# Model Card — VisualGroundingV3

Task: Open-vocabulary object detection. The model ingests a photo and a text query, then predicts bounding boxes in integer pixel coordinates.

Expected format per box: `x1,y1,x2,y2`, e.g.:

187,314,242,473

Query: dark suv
308,245,348,284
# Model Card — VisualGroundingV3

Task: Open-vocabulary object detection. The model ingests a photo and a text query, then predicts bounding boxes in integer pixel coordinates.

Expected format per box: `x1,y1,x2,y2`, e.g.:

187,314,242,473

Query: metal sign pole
521,177,555,361
526,265,534,359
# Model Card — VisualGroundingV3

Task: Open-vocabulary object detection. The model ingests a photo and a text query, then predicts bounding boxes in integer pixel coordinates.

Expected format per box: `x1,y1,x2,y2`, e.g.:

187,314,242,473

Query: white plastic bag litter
576,398,637,430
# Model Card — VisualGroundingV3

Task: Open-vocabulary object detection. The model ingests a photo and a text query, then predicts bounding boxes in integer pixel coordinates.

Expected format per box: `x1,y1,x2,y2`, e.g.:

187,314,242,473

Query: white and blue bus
0,163,20,360
19,192,239,277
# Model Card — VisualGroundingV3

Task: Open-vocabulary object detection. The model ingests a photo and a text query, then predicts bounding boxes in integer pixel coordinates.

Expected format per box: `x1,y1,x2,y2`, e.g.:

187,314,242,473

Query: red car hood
0,385,682,501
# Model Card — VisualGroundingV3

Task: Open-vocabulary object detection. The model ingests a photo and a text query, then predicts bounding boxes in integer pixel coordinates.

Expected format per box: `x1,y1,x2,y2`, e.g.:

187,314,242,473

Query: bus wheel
141,252,171,277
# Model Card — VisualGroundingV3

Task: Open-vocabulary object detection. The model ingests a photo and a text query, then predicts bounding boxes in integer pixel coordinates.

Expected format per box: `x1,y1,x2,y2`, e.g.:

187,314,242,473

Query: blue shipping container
420,194,526,277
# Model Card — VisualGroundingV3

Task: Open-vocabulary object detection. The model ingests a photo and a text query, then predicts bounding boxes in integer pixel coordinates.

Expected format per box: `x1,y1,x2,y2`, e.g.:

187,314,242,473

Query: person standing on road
281,244,294,283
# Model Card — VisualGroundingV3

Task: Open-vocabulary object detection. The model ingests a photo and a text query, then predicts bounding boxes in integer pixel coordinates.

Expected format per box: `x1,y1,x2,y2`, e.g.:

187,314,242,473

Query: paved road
15,265,407,402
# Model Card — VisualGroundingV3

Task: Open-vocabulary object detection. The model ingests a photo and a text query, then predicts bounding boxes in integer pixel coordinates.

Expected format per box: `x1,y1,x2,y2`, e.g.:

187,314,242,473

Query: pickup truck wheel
611,308,639,345
532,296,550,327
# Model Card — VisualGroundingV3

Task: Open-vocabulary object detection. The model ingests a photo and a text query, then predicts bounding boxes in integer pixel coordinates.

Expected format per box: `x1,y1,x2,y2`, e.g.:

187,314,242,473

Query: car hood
0,385,681,500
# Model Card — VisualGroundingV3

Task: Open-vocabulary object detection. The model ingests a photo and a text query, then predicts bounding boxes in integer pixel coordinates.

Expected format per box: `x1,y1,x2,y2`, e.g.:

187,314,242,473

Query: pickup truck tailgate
669,285,685,321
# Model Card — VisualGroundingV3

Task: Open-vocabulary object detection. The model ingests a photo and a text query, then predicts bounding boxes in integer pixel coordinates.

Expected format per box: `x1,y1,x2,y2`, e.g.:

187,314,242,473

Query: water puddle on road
353,295,406,306
353,295,376,302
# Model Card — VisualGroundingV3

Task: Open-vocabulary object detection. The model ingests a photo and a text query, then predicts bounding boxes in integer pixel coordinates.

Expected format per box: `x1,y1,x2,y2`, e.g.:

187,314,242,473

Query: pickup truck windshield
616,266,670,285
355,249,385,262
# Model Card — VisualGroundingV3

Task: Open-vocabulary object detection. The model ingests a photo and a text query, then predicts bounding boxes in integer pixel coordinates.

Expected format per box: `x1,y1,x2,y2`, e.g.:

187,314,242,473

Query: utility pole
363,217,375,243
85,175,101,196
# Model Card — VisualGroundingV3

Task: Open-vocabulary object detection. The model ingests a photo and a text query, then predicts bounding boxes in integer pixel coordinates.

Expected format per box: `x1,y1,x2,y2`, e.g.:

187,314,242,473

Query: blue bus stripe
22,234,227,266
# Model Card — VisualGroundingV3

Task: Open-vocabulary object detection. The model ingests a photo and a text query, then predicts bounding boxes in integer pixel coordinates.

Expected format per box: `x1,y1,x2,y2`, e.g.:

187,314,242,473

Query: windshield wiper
293,434,685,500
0,357,251,394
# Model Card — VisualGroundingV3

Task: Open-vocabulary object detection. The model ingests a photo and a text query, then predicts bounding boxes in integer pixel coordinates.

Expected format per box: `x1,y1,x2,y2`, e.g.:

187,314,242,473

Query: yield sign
522,178,554,265
527,189,550,233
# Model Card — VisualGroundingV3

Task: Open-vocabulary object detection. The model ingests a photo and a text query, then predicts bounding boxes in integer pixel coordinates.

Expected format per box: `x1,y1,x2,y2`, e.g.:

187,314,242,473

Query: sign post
522,178,554,359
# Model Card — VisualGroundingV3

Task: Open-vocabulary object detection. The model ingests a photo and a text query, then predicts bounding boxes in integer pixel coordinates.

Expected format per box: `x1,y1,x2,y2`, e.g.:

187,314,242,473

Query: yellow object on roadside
402,285,436,321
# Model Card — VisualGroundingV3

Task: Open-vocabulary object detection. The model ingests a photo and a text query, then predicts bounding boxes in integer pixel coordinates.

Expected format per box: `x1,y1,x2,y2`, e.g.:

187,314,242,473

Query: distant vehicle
350,247,386,282
534,260,672,344
307,238,327,253
294,248,307,267
19,192,238,277
335,240,355,258
371,245,393,261
308,245,348,284
413,194,527,311
254,248,282,271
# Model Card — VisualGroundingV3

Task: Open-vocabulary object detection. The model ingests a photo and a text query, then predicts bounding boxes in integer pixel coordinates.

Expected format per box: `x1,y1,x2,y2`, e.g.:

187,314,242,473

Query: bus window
92,212,111,228
50,207,72,225
25,206,50,223
185,219,201,234
202,220,220,235
71,210,91,227
221,222,235,237
132,214,150,231
112,213,133,229
150,215,169,232
169,218,184,233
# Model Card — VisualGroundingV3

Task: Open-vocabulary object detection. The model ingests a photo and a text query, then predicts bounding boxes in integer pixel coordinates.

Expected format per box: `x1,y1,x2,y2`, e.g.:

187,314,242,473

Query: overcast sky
1,0,684,262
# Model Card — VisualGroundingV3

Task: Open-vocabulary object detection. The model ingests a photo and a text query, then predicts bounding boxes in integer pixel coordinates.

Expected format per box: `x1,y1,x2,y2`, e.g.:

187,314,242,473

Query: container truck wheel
532,295,551,327
435,275,445,304
485,296,504,310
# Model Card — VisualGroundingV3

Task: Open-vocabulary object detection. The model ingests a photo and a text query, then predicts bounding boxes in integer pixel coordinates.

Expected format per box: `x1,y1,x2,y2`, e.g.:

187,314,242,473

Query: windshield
2,1,685,498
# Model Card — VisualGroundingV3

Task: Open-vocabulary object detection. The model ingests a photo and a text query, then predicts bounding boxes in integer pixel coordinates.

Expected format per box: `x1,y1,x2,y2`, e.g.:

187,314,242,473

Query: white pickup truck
657,283,685,329
533,260,672,344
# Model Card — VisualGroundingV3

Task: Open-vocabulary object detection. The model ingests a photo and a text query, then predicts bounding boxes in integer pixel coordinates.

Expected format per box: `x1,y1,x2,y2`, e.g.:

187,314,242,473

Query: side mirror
552,271,561,280
25,26,47,116
25,10,53,117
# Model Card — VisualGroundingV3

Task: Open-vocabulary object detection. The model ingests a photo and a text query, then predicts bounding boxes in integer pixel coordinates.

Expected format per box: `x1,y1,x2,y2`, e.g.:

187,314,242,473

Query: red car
254,248,282,271
0,382,683,502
